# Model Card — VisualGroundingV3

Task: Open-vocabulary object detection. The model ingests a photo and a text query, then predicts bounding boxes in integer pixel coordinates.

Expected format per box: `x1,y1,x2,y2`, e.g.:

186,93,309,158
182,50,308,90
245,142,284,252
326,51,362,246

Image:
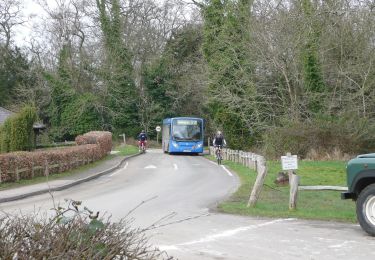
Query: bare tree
0,0,25,48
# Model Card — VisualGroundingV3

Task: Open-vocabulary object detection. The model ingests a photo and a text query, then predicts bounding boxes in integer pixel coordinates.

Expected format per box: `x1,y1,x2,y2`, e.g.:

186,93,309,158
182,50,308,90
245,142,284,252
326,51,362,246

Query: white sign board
155,126,161,132
281,155,298,170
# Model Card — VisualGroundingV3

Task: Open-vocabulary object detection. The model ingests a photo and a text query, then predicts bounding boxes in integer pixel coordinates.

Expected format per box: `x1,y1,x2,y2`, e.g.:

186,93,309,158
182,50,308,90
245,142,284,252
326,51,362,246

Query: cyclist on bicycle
138,130,148,151
213,131,226,151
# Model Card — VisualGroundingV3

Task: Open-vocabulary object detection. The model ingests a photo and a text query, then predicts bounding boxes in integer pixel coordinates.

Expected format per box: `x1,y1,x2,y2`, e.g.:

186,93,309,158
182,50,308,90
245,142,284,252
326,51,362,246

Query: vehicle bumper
341,192,355,200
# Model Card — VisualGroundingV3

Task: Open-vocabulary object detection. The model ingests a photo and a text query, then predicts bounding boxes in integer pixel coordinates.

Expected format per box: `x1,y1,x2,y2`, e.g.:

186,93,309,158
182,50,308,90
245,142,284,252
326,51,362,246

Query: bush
0,200,173,259
0,105,37,153
0,144,104,182
0,131,112,183
75,131,112,155
0,118,12,153
263,116,375,159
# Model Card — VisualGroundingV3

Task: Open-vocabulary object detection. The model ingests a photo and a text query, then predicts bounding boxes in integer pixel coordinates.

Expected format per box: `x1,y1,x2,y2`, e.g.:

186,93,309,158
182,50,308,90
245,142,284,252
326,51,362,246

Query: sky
14,0,48,46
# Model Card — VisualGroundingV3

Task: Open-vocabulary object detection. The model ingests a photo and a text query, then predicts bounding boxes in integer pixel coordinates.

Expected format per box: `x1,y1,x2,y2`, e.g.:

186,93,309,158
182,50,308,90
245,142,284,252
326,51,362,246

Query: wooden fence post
208,137,211,155
31,161,34,179
283,152,300,210
15,166,20,182
44,160,49,177
289,173,300,210
248,157,267,207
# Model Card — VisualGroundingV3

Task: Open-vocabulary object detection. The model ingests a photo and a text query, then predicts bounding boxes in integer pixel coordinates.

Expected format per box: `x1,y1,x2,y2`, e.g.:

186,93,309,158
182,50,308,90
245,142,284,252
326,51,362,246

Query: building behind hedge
0,107,14,125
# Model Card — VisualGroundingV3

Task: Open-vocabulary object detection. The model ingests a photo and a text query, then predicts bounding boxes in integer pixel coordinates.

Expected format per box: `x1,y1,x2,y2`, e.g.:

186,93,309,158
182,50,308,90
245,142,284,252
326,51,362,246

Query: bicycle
139,141,146,154
215,146,223,165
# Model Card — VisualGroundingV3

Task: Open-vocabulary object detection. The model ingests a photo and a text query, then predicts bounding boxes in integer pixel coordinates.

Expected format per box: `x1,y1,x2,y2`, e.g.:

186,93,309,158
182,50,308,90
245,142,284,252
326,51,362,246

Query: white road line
173,163,178,170
144,165,157,169
158,218,296,251
110,169,121,177
110,162,128,177
221,165,233,177
123,162,129,170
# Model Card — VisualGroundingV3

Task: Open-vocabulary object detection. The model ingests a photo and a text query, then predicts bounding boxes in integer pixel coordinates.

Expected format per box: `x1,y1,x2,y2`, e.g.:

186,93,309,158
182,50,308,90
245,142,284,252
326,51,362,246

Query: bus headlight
172,142,179,148
196,143,203,148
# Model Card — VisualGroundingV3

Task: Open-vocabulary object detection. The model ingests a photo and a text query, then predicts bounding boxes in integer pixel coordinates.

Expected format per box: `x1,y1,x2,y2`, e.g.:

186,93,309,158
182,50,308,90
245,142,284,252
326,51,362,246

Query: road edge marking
221,165,233,177
158,218,297,250
110,162,128,177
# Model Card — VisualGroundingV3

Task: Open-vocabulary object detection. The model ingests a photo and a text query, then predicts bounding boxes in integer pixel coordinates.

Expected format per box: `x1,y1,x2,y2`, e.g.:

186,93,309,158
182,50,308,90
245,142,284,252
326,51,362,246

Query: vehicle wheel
356,183,375,236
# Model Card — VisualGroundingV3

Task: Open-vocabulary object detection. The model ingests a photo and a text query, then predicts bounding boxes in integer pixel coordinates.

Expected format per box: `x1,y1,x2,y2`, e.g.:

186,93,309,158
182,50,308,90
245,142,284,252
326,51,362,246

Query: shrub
0,144,104,182
0,200,174,259
0,105,37,153
263,116,375,159
75,131,112,155
0,119,12,153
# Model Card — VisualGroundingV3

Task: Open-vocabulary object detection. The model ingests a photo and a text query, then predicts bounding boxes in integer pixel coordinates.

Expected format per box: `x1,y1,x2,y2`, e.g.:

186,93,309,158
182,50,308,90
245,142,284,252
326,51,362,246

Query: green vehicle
342,153,375,236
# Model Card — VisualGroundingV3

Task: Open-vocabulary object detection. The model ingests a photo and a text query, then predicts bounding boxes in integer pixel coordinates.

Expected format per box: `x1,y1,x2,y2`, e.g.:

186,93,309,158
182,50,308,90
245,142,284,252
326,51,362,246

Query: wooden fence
0,158,95,183
209,146,267,207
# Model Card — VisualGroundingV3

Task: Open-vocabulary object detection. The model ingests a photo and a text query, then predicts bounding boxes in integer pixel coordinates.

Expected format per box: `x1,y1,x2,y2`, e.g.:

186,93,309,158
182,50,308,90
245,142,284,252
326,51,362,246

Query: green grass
115,144,140,156
212,157,356,222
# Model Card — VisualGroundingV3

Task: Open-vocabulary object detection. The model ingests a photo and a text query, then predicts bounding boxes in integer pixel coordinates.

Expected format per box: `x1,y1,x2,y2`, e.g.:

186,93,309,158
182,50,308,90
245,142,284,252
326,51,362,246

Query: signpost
156,126,161,144
119,133,126,146
281,154,298,171
281,153,299,210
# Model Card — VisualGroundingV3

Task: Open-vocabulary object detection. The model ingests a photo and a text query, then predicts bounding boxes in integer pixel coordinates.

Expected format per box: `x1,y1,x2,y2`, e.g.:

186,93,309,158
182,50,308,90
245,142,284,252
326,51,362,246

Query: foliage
142,25,207,138
45,48,104,141
75,131,112,155
263,116,375,159
215,158,355,222
0,200,173,259
201,0,257,149
0,131,111,182
96,0,139,134
0,47,33,107
299,0,326,114
0,105,37,153
1,0,375,155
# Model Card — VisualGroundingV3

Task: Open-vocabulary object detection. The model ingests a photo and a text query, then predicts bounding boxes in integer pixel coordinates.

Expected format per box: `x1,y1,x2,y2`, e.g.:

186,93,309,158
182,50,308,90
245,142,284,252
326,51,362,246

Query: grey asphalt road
1,149,374,260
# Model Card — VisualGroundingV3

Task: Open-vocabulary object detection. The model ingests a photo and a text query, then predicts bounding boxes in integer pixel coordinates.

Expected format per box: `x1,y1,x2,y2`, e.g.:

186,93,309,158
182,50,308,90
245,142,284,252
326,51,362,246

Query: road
1,149,375,259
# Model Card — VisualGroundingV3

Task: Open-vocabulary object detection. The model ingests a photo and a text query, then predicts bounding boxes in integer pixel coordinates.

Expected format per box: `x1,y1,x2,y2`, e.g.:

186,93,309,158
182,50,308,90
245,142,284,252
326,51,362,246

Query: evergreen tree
96,0,139,136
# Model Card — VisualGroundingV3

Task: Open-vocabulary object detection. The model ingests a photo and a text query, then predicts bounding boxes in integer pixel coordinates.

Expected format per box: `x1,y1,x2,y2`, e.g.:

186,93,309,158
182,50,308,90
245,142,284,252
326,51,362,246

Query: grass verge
210,157,356,222
0,145,139,191
115,144,140,156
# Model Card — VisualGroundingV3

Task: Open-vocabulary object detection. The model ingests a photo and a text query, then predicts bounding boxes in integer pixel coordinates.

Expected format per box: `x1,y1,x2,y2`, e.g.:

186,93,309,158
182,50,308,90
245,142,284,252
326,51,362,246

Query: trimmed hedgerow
0,144,103,182
75,131,112,155
0,131,112,183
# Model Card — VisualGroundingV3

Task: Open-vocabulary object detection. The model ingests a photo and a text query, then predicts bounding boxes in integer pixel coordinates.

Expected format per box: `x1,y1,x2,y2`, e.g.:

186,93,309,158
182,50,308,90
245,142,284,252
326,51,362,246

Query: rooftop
0,107,14,125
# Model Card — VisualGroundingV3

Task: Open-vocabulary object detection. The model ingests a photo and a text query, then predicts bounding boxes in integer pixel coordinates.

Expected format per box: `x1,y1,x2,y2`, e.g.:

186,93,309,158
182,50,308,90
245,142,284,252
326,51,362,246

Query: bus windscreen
172,119,202,141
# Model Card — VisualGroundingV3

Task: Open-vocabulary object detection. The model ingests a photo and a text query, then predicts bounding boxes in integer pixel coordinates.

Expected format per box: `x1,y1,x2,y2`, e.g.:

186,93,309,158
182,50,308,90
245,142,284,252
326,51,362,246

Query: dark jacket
138,133,147,141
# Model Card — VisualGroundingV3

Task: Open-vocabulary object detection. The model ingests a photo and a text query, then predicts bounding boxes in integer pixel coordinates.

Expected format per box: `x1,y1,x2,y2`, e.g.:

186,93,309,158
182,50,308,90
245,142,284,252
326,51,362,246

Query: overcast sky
14,0,48,45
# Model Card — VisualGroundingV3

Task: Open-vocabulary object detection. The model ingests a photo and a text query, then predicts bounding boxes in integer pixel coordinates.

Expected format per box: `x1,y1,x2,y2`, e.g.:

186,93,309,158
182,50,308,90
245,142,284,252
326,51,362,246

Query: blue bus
162,117,204,154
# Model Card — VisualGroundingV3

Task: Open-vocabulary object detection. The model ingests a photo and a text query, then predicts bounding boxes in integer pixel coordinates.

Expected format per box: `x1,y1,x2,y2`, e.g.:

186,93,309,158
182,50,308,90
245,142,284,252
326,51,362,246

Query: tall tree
96,0,138,135
200,0,256,149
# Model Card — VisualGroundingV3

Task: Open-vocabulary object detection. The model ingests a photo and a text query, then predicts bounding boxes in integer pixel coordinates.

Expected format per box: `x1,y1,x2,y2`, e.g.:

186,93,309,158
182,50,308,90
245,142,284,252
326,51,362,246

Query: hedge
75,131,112,152
0,131,112,183
0,105,37,153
